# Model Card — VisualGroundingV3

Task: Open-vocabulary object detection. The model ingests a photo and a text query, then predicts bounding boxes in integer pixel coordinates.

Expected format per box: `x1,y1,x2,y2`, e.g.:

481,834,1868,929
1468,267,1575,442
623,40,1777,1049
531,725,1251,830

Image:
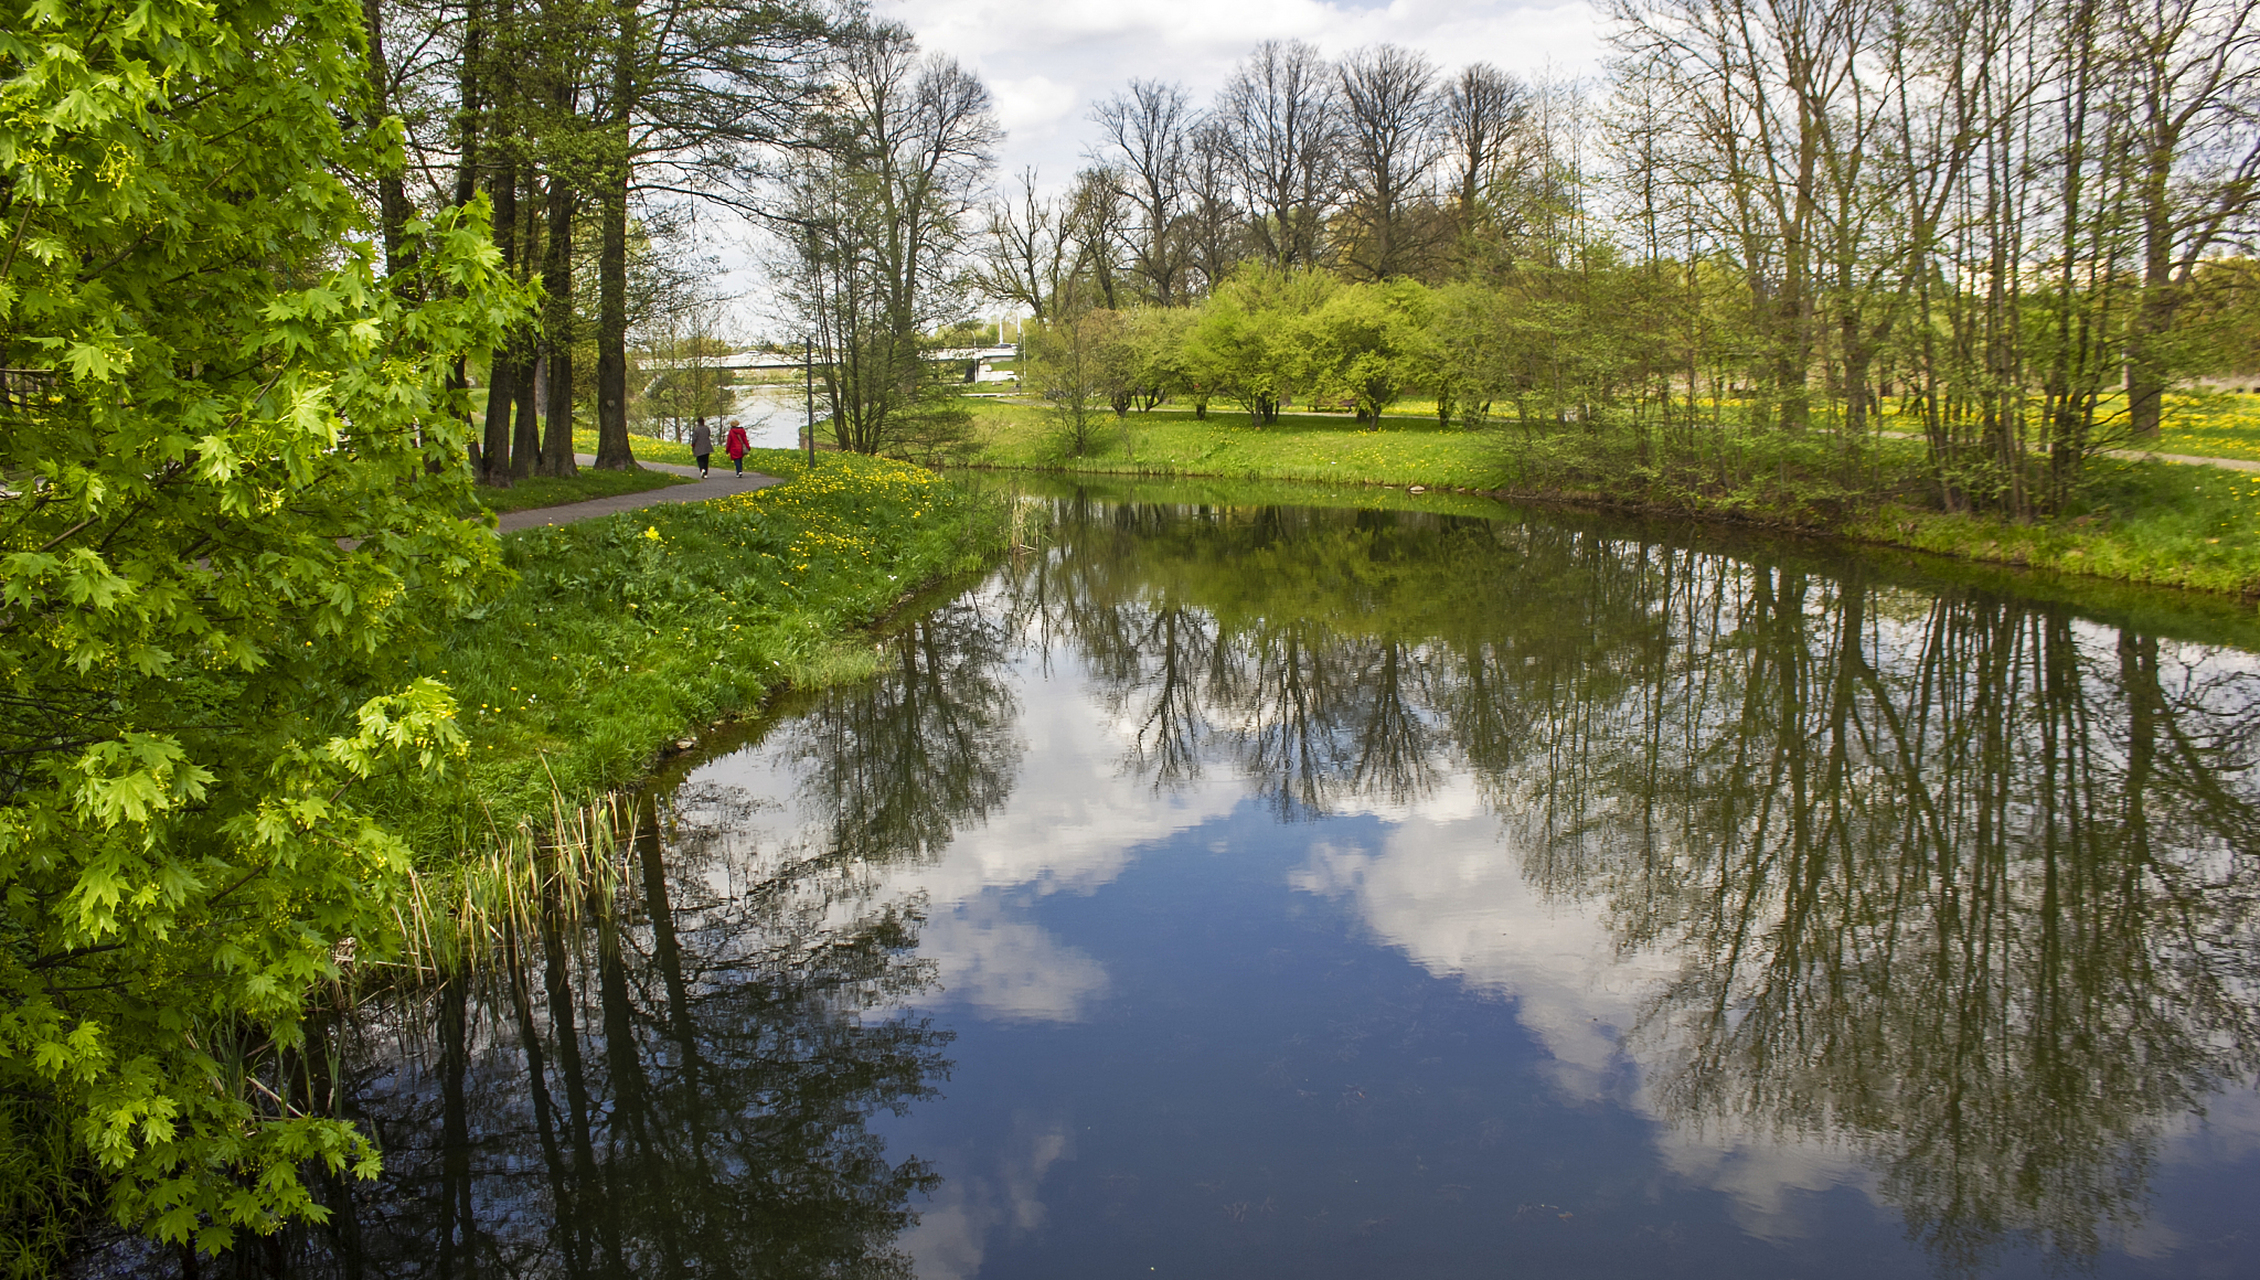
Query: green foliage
1302,279,1434,421
1179,264,1337,424
0,0,520,1253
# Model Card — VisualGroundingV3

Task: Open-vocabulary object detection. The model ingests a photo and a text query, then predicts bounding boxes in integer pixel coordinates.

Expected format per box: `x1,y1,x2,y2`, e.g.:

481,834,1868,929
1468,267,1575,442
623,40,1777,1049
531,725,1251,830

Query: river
87,482,2260,1278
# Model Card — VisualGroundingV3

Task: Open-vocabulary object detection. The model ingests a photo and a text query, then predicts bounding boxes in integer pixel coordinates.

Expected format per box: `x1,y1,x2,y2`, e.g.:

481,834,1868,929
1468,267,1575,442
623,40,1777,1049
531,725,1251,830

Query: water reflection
218,797,949,1279
997,498,2260,1272
99,493,2260,1278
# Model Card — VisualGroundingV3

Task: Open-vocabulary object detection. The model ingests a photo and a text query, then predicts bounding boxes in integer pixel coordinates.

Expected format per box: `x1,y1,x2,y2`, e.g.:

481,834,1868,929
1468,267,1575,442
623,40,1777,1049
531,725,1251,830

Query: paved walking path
2108,448,2260,473
495,456,782,532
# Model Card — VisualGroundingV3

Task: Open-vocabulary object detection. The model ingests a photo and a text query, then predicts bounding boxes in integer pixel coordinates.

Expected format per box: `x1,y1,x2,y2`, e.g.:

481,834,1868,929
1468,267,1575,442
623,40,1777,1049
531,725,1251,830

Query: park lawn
2147,391,2260,462
381,447,1008,847
472,466,694,513
969,400,1517,490
570,425,702,466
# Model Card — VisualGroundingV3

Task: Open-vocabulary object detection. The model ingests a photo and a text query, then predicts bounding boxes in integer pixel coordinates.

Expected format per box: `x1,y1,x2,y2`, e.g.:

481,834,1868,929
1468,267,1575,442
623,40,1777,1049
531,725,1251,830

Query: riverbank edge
401,451,1019,856
952,455,2260,607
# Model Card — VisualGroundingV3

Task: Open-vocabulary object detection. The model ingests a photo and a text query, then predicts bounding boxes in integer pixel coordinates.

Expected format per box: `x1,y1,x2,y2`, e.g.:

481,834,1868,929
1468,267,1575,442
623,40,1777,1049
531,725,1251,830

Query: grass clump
385,448,1005,845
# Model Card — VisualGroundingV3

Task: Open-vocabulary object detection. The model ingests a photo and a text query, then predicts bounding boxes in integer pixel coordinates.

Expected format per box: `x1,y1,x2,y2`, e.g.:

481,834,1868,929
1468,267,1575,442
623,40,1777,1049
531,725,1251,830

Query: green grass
1849,457,2260,597
471,467,694,514
1871,389,2260,462
969,400,1516,489
381,448,1008,846
570,426,701,466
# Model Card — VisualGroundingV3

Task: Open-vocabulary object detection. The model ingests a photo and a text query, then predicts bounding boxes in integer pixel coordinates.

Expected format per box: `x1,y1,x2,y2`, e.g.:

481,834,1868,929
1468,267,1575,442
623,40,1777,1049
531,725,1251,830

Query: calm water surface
162,490,2260,1277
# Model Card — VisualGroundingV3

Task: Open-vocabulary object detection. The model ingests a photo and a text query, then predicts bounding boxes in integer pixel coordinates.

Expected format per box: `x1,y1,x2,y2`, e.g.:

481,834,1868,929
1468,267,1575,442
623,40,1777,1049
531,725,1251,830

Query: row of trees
986,11,2260,517
978,46,1554,310
363,0,826,483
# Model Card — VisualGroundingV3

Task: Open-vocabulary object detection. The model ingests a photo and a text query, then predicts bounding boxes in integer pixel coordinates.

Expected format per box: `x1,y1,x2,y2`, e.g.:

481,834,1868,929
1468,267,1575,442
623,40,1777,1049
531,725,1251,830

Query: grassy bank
384,447,1007,845
963,399,2260,603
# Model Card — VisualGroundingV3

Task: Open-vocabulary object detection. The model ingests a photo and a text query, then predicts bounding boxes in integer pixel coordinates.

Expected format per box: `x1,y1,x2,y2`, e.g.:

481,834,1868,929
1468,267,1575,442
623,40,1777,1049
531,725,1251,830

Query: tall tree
1336,44,1447,281
780,21,998,455
1442,63,1530,237
1219,40,1342,270
1184,118,1247,294
2117,0,2260,438
1090,80,1196,303
1066,165,1133,310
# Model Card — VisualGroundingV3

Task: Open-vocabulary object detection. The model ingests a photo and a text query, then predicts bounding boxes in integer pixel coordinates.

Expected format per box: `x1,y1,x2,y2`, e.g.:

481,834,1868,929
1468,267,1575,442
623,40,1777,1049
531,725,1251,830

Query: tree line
360,0,828,483
972,9,2260,518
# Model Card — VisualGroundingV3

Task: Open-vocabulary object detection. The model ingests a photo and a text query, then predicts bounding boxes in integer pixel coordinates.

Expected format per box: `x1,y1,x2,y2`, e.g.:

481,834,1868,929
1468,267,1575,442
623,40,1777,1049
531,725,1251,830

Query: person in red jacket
724,419,749,477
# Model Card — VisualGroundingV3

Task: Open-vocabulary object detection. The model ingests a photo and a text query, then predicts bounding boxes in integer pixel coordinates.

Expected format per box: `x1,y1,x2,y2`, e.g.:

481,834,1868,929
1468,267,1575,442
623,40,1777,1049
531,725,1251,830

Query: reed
384,787,639,980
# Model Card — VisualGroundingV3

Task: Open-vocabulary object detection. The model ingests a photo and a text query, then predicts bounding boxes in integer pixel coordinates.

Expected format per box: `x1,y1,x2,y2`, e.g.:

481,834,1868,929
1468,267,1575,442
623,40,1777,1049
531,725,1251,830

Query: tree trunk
2126,203,2176,440
360,0,414,281
540,178,579,476
481,150,520,486
510,171,542,479
592,2,636,470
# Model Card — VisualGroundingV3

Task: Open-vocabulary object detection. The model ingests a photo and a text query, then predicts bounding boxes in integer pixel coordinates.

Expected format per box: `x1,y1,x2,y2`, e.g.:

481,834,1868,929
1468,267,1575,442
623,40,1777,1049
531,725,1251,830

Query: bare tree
976,168,1072,320
1090,80,1195,303
1442,63,1531,237
778,21,998,455
2117,0,2260,438
1336,44,1448,281
1218,39,1341,269
1065,166,1133,309
1183,117,1245,293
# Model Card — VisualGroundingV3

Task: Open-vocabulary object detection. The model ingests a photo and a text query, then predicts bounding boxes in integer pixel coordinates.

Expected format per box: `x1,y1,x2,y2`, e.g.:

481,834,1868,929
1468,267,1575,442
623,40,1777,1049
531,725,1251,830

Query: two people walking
690,418,753,479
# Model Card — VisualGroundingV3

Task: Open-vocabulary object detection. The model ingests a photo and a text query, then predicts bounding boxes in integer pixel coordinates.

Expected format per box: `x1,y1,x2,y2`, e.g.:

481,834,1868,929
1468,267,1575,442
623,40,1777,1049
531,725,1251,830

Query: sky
719,0,1611,338
878,0,1610,190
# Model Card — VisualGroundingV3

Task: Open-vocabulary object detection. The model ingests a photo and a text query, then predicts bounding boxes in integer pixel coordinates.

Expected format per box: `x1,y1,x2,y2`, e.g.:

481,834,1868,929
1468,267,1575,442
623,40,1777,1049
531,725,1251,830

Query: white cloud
917,895,1113,1020
1287,807,1877,1234
690,664,1243,1023
900,1115,1076,1280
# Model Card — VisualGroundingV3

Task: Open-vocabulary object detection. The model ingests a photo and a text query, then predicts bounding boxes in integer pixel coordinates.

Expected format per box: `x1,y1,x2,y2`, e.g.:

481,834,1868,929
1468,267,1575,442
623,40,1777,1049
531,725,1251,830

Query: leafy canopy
0,0,519,1252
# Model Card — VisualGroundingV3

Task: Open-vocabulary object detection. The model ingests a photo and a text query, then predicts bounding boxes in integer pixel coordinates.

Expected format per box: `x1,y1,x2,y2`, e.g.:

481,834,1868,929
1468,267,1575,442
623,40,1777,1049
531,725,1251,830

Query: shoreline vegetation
934,397,2260,605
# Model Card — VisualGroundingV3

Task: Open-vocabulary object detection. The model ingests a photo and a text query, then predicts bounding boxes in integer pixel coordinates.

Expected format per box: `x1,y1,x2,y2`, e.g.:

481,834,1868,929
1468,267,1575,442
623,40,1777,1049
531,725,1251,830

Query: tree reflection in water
1008,495,2260,1272
276,804,947,1280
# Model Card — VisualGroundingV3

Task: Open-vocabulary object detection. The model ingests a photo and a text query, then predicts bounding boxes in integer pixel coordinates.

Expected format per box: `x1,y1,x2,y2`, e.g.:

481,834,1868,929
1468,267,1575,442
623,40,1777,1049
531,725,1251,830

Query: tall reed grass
385,788,639,980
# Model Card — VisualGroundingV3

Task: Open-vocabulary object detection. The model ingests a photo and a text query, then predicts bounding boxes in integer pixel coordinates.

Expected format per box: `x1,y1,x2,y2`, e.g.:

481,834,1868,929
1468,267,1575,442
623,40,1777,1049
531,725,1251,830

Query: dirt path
495,456,782,532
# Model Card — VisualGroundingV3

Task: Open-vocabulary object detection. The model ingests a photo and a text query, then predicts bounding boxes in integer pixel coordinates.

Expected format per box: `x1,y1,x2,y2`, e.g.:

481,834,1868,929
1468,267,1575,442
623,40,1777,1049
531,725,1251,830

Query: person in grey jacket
690,418,713,477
